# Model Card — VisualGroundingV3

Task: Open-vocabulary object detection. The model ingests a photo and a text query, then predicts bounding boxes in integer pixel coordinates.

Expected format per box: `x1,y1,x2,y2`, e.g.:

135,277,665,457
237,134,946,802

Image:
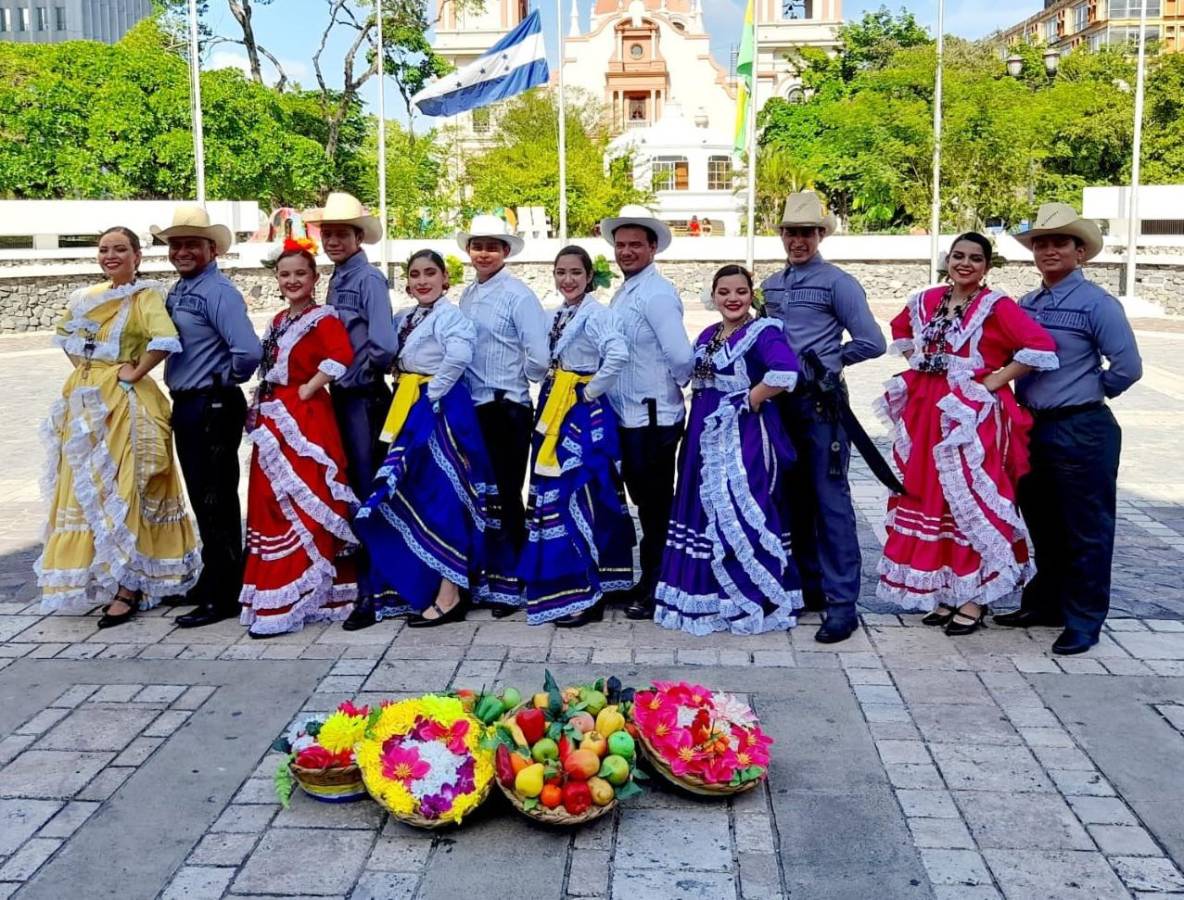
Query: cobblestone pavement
1,310,1183,900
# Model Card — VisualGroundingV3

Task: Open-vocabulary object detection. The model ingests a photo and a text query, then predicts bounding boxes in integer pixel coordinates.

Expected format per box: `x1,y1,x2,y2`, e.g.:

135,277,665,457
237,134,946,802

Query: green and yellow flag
733,0,755,154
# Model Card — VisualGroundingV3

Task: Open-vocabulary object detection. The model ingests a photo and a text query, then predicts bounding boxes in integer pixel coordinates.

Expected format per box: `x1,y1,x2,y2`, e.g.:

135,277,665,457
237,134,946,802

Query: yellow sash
534,369,593,477
380,373,432,444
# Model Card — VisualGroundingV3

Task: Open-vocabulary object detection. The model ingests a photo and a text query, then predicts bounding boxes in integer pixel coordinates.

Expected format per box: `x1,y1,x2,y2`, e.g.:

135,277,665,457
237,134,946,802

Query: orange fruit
540,784,562,809
509,752,531,775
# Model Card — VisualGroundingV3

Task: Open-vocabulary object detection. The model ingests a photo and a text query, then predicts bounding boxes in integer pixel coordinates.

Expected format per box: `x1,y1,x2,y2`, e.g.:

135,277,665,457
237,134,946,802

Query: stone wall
2,258,1182,333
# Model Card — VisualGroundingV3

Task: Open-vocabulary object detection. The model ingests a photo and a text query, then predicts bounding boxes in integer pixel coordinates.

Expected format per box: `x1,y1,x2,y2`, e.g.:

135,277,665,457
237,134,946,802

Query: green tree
464,90,650,237
355,123,454,237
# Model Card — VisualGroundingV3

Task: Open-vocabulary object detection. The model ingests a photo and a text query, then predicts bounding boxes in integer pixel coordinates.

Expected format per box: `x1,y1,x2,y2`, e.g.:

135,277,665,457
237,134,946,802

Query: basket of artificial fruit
355,695,495,829
630,681,772,797
273,700,370,805
489,672,644,825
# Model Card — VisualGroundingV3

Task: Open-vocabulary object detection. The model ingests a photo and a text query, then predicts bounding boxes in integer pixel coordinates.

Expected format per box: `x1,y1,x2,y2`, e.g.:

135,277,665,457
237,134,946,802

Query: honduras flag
412,10,550,117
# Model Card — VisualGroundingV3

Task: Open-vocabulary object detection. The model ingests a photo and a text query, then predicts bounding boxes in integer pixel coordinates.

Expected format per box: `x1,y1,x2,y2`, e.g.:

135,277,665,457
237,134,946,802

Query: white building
563,0,735,134
1083,185,1184,245
755,0,844,106
606,104,741,235
0,0,150,44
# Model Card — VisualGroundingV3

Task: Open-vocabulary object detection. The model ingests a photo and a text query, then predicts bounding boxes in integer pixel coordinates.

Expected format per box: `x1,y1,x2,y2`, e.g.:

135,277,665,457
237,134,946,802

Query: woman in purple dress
654,265,804,635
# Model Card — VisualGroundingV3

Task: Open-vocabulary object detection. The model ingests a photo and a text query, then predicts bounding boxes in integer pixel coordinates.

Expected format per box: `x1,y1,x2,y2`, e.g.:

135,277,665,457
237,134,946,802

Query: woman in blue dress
353,250,498,628
519,246,636,627
654,265,804,635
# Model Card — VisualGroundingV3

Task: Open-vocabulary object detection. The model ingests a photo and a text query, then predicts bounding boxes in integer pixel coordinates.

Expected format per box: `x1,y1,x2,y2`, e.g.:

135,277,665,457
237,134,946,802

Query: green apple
531,737,559,763
607,731,635,761
598,754,630,786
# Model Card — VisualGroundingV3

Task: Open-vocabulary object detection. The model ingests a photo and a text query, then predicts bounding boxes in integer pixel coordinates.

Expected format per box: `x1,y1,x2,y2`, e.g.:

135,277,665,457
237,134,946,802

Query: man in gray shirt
997,203,1143,656
761,193,885,644
153,206,262,629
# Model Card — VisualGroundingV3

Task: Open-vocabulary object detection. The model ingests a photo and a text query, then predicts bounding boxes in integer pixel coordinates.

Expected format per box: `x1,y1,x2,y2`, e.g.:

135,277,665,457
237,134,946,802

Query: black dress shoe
815,614,858,644
944,604,987,637
342,600,377,632
922,604,957,627
993,609,1064,629
175,604,239,629
490,606,518,619
97,593,140,629
1052,628,1098,656
624,595,655,620
554,604,604,628
407,597,469,628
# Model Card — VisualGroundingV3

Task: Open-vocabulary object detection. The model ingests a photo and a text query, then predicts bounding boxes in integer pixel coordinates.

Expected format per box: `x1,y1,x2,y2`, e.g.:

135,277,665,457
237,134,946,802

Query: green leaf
274,756,296,808
630,767,650,782
304,720,322,738
271,736,292,754
547,721,563,741
615,780,643,801
734,765,766,785
522,797,540,811
543,669,564,719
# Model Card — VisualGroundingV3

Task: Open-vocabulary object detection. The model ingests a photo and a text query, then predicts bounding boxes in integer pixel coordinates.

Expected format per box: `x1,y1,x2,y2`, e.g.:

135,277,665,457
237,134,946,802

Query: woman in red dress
876,232,1059,635
239,238,358,636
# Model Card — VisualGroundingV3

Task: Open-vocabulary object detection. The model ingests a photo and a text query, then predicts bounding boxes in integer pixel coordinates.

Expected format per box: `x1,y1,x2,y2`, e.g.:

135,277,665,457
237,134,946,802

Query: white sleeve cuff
890,338,914,356
146,337,182,354
1013,348,1060,371
762,370,798,390
318,359,348,379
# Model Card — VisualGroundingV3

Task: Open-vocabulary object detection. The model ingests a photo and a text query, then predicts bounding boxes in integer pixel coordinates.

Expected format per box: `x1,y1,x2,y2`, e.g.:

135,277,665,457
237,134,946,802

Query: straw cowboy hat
456,213,525,257
599,205,673,253
303,192,384,245
780,192,837,237
1013,202,1104,261
150,205,233,255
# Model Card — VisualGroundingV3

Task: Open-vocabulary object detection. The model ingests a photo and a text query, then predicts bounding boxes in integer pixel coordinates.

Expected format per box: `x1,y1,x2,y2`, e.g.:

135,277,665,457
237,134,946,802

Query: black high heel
944,604,987,637
98,590,141,629
922,604,957,627
407,595,470,628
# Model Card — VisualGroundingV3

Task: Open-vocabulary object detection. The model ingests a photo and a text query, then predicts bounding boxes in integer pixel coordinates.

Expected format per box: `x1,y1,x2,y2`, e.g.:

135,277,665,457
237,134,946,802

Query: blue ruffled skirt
655,389,803,635
518,383,636,624
354,384,506,615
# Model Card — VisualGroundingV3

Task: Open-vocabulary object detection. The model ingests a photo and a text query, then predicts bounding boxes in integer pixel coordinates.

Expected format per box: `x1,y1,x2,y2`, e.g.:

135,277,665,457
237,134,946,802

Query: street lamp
1042,47,1061,76
1005,53,1023,78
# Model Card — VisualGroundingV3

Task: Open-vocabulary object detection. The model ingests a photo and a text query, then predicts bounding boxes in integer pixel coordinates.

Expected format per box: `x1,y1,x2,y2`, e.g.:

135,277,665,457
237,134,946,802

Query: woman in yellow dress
37,226,202,628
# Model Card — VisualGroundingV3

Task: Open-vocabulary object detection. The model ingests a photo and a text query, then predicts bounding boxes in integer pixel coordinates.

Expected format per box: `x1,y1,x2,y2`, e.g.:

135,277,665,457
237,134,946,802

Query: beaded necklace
548,297,583,368
917,287,977,373
258,303,316,396
692,317,751,385
396,300,439,372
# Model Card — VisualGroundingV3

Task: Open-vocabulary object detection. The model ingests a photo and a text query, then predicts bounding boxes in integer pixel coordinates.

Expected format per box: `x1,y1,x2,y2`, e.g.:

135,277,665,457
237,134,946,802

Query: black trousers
475,399,534,550
330,381,393,497
619,423,682,597
1018,405,1121,637
172,386,248,612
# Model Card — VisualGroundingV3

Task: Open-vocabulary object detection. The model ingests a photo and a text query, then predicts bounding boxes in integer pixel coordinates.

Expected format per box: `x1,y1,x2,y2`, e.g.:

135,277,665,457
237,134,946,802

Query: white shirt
393,299,475,402
548,296,628,400
607,264,694,428
458,268,549,406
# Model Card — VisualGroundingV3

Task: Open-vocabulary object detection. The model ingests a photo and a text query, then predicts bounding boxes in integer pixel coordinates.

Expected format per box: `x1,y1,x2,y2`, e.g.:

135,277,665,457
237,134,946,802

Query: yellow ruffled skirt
36,362,202,612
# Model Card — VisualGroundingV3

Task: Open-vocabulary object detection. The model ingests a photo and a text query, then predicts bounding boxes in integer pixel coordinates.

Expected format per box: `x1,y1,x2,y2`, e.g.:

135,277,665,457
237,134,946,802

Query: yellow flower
317,712,367,755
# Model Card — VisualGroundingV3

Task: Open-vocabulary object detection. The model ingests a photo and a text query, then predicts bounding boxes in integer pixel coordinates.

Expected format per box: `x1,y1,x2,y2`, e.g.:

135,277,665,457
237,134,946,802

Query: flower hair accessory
263,236,321,269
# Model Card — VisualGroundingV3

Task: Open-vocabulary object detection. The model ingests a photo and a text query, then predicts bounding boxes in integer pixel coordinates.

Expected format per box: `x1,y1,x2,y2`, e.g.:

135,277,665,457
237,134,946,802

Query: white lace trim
146,337,182,354
762,370,798,390
256,400,357,507
55,280,165,362
246,424,357,544
36,384,202,612
375,499,474,591
708,318,781,370
318,359,347,379
263,306,336,386
1013,348,1060,371
551,297,597,360
889,337,914,356
239,560,356,634
876,556,1020,611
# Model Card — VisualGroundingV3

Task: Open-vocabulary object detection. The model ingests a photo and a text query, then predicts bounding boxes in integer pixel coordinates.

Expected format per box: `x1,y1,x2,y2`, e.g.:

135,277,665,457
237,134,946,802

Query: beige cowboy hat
303,192,384,244
150,204,233,255
780,192,837,237
456,213,525,257
599,204,673,253
1013,202,1103,261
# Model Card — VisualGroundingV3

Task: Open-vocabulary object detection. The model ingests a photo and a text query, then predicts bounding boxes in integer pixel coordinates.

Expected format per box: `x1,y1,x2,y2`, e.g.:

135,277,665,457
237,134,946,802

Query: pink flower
412,717,446,742
698,748,740,784
732,725,772,768
653,681,713,707
663,728,707,777
640,706,679,746
381,745,430,785
713,693,757,727
337,700,370,718
446,719,470,754
632,692,675,731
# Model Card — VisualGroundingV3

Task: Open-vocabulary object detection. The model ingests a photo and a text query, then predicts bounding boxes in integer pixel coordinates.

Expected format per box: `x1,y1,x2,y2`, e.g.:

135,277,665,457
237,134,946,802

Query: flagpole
928,0,944,284
1123,0,1148,301
557,0,568,241
744,0,759,271
376,0,389,278
187,0,205,203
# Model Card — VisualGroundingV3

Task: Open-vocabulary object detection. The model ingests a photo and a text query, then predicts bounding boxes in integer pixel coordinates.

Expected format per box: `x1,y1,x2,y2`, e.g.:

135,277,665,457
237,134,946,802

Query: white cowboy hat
779,192,837,237
456,213,524,258
150,205,234,255
303,192,384,245
599,205,673,253
1013,202,1103,261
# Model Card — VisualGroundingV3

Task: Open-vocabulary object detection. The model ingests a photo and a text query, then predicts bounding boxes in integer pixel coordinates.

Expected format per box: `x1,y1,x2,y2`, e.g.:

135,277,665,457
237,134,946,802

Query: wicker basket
636,729,763,798
386,775,494,830
495,777,616,826
288,762,367,803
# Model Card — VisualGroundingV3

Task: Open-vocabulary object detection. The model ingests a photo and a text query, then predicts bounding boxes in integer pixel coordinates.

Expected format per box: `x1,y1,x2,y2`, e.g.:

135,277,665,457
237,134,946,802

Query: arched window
785,86,805,104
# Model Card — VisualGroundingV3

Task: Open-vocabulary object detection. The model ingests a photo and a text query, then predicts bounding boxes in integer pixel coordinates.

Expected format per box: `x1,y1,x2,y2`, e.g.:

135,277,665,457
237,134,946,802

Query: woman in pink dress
876,232,1059,635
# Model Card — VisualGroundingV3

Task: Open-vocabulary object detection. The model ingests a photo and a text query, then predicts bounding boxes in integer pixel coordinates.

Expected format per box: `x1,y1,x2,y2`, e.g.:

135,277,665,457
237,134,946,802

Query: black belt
170,384,239,400
1032,401,1104,422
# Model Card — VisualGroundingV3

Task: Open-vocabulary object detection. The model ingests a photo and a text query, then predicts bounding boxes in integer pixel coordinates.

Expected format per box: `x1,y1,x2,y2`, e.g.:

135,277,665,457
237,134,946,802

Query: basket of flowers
489,672,643,826
356,695,494,829
631,681,772,797
273,700,370,805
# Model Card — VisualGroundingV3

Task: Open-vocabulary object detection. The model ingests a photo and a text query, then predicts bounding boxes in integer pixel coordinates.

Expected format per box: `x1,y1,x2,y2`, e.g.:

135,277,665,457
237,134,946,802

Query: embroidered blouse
392,299,476,401
547,296,628,400
55,280,181,365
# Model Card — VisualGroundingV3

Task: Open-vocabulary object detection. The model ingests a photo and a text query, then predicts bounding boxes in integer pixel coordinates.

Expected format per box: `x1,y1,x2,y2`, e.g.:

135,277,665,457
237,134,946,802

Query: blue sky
203,0,1042,112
